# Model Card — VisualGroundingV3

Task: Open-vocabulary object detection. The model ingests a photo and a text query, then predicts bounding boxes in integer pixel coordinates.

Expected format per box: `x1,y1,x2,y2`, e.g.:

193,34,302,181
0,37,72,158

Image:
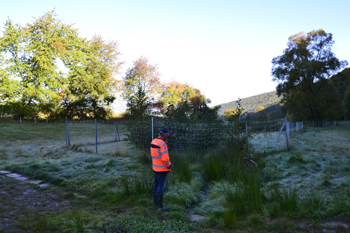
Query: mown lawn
0,121,350,232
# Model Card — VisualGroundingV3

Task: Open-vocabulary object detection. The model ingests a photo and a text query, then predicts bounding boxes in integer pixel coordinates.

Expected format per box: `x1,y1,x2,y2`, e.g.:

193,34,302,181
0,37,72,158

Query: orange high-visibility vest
150,138,171,172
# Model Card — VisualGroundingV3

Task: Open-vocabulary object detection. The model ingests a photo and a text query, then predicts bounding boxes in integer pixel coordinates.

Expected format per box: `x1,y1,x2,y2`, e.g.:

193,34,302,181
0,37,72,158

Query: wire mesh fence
1,115,349,152
127,118,290,151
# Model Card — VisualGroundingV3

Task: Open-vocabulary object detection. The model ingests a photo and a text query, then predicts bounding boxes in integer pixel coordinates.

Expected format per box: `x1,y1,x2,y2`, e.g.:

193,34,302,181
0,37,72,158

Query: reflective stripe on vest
152,164,166,167
151,141,168,158
151,138,171,172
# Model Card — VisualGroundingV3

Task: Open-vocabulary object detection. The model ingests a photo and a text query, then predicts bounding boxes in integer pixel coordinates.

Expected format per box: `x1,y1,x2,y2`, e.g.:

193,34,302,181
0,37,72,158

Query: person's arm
160,143,171,168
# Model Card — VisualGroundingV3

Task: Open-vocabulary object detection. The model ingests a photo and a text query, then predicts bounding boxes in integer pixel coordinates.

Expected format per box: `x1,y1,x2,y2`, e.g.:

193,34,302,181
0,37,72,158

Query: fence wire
1,116,349,152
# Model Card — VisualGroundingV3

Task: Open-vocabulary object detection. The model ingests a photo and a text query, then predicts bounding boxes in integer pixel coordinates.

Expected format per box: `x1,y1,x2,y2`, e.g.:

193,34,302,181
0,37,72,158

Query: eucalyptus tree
271,29,348,125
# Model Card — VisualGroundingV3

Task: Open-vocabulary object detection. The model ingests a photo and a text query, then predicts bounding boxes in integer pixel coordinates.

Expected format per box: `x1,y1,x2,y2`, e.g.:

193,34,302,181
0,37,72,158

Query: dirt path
0,173,72,232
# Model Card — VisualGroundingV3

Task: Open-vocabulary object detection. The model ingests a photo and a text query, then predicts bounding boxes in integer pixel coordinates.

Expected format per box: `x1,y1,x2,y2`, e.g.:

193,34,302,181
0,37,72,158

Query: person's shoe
155,194,169,211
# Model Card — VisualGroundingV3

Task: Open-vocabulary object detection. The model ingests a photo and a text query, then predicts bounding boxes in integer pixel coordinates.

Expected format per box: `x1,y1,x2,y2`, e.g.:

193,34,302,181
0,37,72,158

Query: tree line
1,12,348,124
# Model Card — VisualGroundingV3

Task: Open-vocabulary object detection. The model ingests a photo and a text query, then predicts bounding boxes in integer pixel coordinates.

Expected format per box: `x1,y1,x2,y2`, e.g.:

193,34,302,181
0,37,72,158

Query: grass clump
267,187,299,216
91,175,153,204
299,190,326,218
203,152,224,181
224,172,264,217
106,214,195,233
288,151,306,164
171,150,196,183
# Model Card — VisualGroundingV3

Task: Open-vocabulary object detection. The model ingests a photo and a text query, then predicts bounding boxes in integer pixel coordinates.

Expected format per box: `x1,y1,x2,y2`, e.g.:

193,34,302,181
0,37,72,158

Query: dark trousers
153,171,167,195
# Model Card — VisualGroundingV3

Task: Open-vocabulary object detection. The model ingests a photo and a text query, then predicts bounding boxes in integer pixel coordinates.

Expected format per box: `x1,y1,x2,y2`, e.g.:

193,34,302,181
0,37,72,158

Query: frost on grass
193,181,233,216
166,182,201,208
255,128,350,198
193,128,350,220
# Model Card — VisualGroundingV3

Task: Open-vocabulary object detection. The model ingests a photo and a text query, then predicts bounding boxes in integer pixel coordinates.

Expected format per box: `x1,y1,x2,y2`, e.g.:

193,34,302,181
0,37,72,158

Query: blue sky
1,0,349,111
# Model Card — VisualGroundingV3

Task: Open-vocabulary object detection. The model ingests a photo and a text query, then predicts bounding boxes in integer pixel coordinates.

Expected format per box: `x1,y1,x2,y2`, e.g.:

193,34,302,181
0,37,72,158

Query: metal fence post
114,123,117,141
114,122,120,141
152,117,154,140
246,121,248,151
285,118,289,150
273,120,286,150
95,119,98,153
66,120,68,146
66,120,70,146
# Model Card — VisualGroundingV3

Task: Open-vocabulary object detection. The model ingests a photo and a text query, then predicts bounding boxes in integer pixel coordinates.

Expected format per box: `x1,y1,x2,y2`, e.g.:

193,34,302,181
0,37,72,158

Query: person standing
150,128,171,211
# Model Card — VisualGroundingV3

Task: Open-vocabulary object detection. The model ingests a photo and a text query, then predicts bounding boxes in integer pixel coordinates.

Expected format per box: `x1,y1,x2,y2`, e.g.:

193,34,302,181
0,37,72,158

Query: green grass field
0,121,350,232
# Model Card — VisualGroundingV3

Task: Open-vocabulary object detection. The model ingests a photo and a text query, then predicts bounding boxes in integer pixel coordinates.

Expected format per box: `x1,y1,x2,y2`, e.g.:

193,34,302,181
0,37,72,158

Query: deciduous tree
271,29,348,125
0,10,122,119
161,83,218,123
344,85,350,120
122,56,161,121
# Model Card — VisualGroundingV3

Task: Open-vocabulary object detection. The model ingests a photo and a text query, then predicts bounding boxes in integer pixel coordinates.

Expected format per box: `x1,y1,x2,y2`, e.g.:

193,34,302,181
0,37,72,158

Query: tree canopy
159,83,219,123
122,56,161,121
271,29,348,124
0,10,122,119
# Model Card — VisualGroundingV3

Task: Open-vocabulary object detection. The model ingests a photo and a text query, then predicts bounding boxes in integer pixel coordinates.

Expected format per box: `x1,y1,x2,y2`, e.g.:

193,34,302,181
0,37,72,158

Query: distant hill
218,90,282,118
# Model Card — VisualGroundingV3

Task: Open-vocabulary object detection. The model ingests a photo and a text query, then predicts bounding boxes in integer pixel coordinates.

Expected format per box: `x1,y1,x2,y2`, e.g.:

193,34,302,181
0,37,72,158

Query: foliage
271,29,348,124
226,98,252,149
122,56,161,119
331,68,350,115
343,84,350,120
158,81,188,111
122,57,161,143
55,35,122,119
162,84,220,123
126,86,152,122
0,10,122,119
224,108,239,121
255,106,266,119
